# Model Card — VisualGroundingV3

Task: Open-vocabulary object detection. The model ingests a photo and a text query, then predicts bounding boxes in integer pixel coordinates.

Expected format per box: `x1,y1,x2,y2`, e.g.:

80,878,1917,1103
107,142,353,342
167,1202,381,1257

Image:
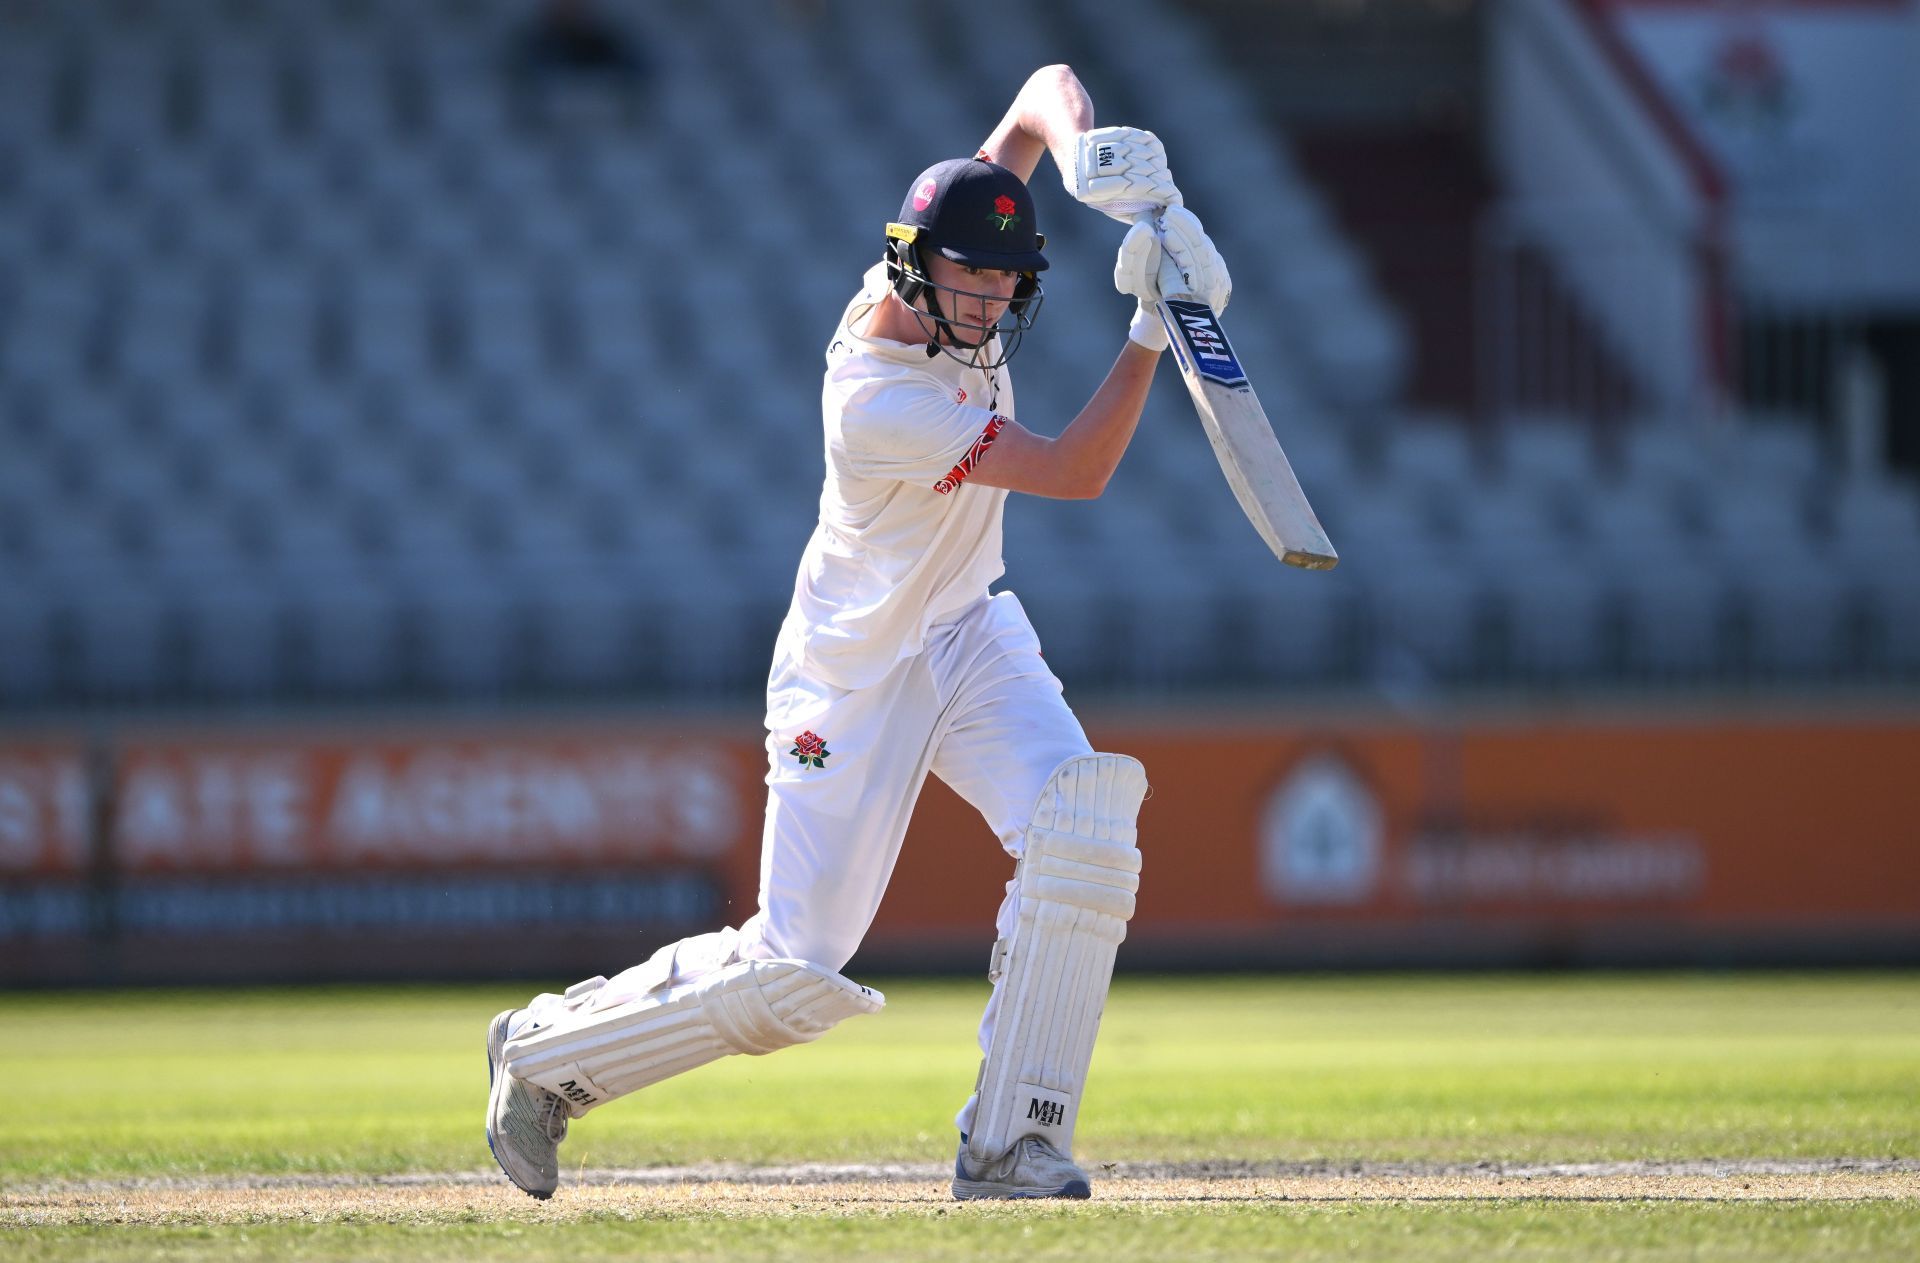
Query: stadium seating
0,0,1914,711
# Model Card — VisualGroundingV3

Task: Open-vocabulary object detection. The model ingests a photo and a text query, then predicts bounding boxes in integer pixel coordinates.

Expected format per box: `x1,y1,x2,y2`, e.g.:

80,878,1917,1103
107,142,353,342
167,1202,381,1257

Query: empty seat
1827,477,1920,559
650,570,773,697
1615,561,1730,679
1696,485,1820,573
0,579,55,705
1623,422,1717,489
1851,571,1920,674
1734,568,1852,678
230,264,319,377
1448,482,1578,569
519,568,639,691
1002,567,1112,686
345,270,435,376
2,263,95,378
144,501,245,576
1584,486,1686,564
1328,484,1444,569
1736,416,1825,489
180,580,283,697
459,266,550,378
1382,421,1481,491
1499,416,1596,486
22,504,128,577
1213,565,1353,684
61,585,179,700
1111,561,1218,688
408,578,527,695
1363,560,1488,682
283,577,403,695
1498,562,1611,680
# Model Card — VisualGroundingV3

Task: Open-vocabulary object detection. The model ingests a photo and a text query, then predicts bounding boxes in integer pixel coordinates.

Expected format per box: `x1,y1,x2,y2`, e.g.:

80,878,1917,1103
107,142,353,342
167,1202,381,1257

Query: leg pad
966,752,1146,1160
505,958,883,1114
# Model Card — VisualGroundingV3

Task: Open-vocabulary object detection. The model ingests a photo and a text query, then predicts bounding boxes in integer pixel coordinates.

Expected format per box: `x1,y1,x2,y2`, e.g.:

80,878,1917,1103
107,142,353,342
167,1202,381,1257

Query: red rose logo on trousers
790,730,830,769
989,195,1020,231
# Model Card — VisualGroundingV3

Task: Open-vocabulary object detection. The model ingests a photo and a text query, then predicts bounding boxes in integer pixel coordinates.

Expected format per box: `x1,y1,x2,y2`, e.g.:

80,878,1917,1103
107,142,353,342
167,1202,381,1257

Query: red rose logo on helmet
913,179,938,212
990,195,1019,231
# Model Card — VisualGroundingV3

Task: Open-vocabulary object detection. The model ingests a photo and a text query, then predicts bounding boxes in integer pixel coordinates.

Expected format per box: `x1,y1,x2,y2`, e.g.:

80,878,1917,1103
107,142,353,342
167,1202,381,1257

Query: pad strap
967,753,1147,1159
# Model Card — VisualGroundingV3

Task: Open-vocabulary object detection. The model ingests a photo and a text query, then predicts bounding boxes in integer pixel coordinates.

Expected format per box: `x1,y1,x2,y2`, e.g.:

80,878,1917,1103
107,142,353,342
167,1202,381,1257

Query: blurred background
1,0,1915,985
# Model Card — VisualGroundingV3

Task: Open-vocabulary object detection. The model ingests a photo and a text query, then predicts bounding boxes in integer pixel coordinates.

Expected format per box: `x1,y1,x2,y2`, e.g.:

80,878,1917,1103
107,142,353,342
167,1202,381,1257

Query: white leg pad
966,753,1147,1161
503,958,883,1116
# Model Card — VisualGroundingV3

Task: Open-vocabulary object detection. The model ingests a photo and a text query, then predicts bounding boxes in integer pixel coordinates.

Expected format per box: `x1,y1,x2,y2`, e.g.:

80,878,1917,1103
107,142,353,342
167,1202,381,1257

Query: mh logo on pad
1027,1098,1064,1128
1016,1081,1072,1143
1165,299,1248,389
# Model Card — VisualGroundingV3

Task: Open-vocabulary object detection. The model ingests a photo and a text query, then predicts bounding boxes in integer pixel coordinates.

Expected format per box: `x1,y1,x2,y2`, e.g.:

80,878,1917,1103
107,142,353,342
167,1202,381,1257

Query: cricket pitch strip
7,1160,1916,1226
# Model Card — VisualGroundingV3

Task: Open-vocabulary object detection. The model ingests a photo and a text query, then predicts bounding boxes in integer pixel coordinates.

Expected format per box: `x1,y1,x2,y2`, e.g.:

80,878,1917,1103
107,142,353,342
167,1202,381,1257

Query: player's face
924,254,1021,345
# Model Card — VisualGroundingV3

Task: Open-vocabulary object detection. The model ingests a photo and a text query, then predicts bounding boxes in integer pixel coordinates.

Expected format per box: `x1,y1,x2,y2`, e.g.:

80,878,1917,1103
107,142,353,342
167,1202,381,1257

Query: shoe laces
538,1090,570,1143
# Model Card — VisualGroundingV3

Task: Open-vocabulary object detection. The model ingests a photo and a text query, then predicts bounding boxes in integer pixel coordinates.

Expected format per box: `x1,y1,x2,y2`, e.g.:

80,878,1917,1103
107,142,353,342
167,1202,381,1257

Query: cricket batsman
485,64,1231,1200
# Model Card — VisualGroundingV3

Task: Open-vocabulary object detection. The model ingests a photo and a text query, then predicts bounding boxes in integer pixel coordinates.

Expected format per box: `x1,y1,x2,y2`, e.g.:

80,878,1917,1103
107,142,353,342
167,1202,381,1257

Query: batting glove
1068,126,1182,223
1116,206,1233,351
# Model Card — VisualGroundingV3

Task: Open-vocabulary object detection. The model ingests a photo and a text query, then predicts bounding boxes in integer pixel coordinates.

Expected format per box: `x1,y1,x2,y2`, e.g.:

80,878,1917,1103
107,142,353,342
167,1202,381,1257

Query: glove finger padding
1070,125,1183,223
1153,206,1232,314
1113,219,1163,303
1115,221,1171,351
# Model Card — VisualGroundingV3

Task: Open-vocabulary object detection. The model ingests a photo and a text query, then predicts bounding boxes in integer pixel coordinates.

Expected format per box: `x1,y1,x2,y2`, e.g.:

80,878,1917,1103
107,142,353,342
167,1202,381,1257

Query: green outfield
3,972,1917,1260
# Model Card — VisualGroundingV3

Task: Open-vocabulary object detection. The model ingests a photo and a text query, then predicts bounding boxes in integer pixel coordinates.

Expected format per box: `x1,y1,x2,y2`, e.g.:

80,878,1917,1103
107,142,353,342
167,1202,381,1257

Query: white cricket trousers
593,590,1094,1130
744,590,1092,969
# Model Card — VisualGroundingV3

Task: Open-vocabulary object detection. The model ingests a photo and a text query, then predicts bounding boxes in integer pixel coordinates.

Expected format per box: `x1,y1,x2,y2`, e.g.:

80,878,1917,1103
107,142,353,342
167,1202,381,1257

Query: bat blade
1157,298,1338,570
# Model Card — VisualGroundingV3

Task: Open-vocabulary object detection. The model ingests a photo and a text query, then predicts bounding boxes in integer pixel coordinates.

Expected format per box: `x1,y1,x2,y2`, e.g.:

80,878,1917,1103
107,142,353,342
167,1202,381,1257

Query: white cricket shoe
952,1135,1092,1200
485,1008,568,1200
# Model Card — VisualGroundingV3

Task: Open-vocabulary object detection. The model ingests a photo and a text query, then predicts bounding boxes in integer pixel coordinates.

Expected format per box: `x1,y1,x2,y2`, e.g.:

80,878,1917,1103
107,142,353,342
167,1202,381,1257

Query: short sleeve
838,381,1008,494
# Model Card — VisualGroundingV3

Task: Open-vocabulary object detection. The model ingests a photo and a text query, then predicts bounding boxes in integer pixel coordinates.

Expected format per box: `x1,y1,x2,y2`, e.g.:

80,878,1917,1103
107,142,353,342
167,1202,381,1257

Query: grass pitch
3,972,1916,1259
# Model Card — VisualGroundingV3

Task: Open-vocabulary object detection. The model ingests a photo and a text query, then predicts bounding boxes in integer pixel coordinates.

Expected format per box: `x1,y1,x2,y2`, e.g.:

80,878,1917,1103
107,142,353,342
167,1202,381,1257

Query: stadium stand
0,0,1914,711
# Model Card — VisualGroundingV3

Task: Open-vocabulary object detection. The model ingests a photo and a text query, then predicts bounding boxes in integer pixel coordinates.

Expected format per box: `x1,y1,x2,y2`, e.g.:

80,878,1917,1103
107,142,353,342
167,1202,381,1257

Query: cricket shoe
485,1008,568,1200
952,1135,1092,1200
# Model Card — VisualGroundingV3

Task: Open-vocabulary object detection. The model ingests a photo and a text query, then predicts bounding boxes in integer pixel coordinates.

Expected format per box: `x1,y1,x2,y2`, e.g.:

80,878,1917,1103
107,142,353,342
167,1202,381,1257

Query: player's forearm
978,64,1094,184
1049,341,1161,499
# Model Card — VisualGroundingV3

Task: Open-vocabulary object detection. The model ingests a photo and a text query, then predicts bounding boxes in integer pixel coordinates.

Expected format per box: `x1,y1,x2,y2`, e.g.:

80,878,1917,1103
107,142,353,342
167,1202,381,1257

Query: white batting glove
1067,125,1182,223
1115,207,1232,310
1116,206,1233,351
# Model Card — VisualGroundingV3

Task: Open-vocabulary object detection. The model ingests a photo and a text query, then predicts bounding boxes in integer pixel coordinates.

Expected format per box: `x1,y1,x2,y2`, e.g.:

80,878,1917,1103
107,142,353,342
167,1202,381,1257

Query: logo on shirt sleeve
933,414,1008,495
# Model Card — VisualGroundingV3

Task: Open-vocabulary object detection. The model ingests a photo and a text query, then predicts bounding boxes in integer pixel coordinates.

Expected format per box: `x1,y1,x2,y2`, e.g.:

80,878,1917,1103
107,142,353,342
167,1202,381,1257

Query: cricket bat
1154,294,1339,571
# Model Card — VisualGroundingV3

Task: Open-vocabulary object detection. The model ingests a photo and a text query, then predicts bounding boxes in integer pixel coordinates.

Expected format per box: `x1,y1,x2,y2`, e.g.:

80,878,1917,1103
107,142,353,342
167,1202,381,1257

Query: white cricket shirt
779,263,1017,690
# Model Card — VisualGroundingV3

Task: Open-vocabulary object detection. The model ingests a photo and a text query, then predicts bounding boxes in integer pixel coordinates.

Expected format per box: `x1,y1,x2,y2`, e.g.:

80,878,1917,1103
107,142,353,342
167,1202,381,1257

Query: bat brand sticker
1165,299,1248,388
